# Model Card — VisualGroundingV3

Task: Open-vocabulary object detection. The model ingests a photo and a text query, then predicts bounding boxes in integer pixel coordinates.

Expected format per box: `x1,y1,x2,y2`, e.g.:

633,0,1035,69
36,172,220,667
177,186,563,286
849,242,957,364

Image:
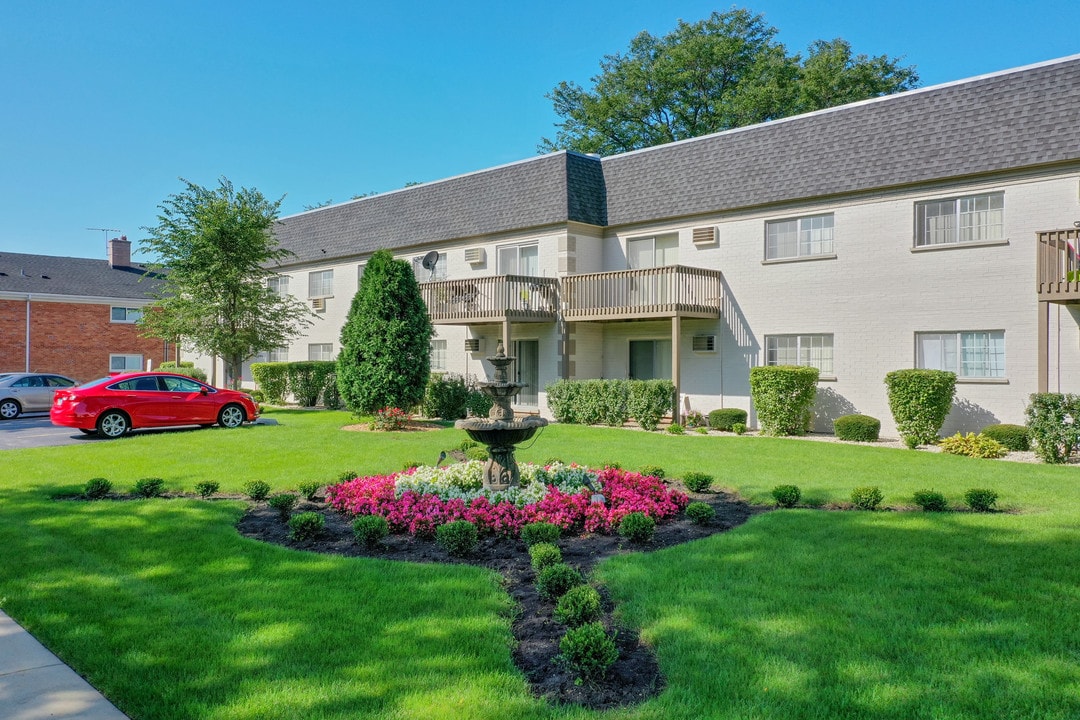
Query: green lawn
1,410,1078,719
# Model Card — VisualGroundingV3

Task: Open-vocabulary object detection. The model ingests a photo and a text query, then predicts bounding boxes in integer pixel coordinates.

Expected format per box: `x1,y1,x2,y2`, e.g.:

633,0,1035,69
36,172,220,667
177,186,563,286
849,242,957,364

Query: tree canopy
138,177,312,388
540,9,918,155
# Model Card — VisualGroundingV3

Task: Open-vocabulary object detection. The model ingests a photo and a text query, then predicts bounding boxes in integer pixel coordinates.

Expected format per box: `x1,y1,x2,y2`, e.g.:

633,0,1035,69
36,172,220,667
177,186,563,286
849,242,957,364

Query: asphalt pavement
0,414,91,450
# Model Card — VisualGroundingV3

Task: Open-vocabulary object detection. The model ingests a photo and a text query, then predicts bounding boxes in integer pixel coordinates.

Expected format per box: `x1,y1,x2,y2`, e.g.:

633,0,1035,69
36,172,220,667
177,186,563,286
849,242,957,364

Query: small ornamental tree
884,369,956,448
749,366,819,435
337,250,433,415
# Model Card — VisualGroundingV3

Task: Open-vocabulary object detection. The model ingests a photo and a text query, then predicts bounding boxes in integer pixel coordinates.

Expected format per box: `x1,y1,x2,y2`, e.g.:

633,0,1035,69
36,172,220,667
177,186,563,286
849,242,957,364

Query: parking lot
0,413,91,450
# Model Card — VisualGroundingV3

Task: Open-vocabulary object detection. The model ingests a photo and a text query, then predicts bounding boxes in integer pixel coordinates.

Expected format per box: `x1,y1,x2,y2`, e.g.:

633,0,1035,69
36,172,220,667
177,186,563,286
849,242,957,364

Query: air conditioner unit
692,226,718,246
464,338,481,352
311,297,326,312
464,247,486,264
692,335,716,352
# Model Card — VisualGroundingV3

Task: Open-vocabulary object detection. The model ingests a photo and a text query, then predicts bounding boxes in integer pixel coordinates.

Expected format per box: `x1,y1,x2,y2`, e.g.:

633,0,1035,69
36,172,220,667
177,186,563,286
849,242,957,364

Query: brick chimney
108,236,131,268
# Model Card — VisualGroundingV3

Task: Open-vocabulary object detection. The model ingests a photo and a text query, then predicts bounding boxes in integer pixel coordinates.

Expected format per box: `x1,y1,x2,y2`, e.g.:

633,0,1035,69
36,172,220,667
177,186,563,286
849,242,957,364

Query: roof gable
0,252,162,299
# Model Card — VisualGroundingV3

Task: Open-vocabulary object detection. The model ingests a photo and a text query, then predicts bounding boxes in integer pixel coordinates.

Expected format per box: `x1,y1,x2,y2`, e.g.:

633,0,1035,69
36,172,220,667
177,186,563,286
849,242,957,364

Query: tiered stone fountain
456,341,547,491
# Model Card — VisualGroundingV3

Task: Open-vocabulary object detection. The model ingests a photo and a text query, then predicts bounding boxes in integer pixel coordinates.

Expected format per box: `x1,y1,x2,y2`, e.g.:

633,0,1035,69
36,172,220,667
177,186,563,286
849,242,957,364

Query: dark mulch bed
236,489,763,710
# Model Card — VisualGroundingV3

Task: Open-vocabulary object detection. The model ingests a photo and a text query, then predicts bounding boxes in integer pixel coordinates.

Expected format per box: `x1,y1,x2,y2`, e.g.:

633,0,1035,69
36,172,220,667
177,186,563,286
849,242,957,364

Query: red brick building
0,238,172,383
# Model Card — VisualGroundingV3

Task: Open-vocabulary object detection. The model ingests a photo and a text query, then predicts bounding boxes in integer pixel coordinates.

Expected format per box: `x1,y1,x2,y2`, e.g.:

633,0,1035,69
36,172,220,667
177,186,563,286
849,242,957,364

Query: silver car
0,373,78,419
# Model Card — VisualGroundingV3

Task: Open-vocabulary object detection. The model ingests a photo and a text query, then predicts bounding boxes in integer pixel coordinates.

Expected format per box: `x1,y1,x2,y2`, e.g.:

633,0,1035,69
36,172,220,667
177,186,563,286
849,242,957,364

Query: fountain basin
455,416,547,447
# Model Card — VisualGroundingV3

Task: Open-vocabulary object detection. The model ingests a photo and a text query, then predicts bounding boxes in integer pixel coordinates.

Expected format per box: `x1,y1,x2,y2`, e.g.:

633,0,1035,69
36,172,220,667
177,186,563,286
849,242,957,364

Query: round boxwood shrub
84,478,112,500
964,488,999,513
559,622,619,681
554,585,603,627
194,480,219,498
682,471,713,493
353,515,389,546
850,486,884,511
288,511,326,540
666,423,685,435
536,562,584,600
133,477,165,498
834,414,881,442
528,542,562,572
912,490,948,512
708,408,748,431
618,512,656,543
685,501,715,524
243,480,271,501
521,522,561,547
980,423,1030,452
884,369,956,448
267,493,298,520
298,481,321,501
732,422,747,435
436,520,479,557
639,464,665,479
771,484,801,508
465,446,489,461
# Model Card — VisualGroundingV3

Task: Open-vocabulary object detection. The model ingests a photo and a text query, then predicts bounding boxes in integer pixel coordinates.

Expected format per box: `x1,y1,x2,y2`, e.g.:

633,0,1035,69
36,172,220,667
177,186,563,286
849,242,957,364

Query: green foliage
298,481,321,501
544,378,672,430
536,563,584,600
708,408,748,431
267,493,298,520
422,373,471,419
749,366,819,436
138,177,313,389
157,361,208,382
964,488,999,513
83,478,112,500
372,407,410,431
639,464,665,479
834,414,881,442
465,390,493,418
287,511,326,540
457,439,479,451
682,471,713,493
521,522,561,547
683,410,705,428
243,480,271,501
628,380,675,431
435,520,479,557
884,369,957,448
336,470,358,483
464,446,489,461
980,423,1031,452
287,361,337,407
528,542,563,572
618,512,656,543
850,486,884,511
771,484,801,508
250,362,289,404
554,585,603,627
684,501,715,524
913,490,948,512
558,622,619,682
732,422,747,435
938,433,1007,459
132,477,165,498
541,8,918,155
666,422,685,435
352,515,389,546
337,250,433,415
194,480,219,498
1025,393,1080,464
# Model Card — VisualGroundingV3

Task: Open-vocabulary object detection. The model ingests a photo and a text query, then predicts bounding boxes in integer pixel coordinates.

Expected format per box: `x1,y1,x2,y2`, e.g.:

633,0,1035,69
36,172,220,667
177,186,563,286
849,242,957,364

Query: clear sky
2,0,1078,262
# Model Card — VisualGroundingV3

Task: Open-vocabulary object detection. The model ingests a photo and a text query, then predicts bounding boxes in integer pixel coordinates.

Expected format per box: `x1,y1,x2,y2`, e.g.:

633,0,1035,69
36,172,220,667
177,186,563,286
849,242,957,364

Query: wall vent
464,247,486,264
692,226,718,246
692,335,716,352
311,297,326,312
464,338,481,352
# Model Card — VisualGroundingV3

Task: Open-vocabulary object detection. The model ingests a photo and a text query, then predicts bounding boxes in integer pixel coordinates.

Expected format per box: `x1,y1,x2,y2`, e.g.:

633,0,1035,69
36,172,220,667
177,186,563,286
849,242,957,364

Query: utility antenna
87,227,122,253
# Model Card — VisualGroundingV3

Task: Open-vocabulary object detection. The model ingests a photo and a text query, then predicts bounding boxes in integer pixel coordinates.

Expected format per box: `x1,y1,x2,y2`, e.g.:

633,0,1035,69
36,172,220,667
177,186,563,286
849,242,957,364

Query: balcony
562,265,722,321
421,275,559,325
1037,229,1080,302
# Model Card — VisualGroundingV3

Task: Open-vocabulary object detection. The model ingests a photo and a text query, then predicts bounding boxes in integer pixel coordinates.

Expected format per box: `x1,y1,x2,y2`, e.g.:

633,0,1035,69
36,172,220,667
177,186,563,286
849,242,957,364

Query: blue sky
2,0,1078,261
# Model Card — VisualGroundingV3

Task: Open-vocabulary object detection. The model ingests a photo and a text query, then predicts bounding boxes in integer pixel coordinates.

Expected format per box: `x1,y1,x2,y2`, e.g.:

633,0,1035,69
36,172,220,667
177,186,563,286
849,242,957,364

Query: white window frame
357,262,366,290
308,343,333,361
431,339,447,371
267,347,288,363
110,353,144,372
412,253,447,282
497,243,540,276
627,233,678,269
917,331,1005,379
308,270,334,298
764,334,834,376
766,214,834,260
914,192,1004,247
110,307,143,324
267,275,289,296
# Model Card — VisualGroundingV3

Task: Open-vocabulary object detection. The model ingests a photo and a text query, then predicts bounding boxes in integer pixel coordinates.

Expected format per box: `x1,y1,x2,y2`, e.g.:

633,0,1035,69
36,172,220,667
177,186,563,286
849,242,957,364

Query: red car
50,372,259,439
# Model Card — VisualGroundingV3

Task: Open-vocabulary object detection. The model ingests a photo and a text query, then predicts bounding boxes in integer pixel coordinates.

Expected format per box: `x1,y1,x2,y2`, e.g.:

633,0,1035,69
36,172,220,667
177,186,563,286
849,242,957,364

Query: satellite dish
421,250,440,279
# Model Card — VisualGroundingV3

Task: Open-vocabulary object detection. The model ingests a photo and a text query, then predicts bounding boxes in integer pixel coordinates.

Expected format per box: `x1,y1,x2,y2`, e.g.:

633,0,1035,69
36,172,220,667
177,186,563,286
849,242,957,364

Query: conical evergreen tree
337,250,432,414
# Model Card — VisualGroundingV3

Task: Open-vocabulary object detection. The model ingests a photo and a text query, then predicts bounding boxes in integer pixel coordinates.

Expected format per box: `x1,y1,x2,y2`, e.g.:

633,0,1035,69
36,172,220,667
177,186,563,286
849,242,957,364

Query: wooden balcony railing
562,265,722,321
1037,229,1080,302
421,275,560,324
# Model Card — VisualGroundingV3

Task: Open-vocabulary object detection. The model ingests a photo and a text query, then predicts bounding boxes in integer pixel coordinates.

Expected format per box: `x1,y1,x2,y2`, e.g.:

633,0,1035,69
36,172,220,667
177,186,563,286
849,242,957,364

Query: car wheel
218,404,246,429
0,399,21,420
97,411,130,439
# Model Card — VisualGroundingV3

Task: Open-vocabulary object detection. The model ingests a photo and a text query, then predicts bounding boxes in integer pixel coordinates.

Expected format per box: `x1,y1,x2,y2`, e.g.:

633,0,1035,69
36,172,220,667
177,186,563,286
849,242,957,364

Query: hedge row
157,361,208,383
545,379,674,431
250,361,340,408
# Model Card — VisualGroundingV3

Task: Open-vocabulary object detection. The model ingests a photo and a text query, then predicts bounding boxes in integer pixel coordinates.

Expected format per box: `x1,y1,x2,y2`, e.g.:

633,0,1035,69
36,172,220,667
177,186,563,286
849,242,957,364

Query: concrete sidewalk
0,610,129,719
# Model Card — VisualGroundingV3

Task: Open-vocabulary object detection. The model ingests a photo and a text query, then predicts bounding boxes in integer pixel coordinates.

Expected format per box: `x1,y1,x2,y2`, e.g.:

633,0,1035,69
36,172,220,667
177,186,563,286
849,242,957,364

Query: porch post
502,319,511,360
671,314,681,424
1038,301,1049,393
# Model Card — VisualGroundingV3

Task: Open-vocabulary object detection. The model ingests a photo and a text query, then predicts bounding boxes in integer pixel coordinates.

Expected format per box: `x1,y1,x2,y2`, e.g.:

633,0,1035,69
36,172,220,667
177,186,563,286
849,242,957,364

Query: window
917,331,1005,378
766,214,834,260
765,334,834,375
629,339,672,380
308,343,333,361
412,253,447,282
46,375,75,387
497,244,539,276
267,275,289,296
110,307,143,323
357,262,366,290
110,354,144,372
915,192,1003,247
267,347,288,363
627,234,678,269
308,270,334,298
161,376,204,393
431,339,447,370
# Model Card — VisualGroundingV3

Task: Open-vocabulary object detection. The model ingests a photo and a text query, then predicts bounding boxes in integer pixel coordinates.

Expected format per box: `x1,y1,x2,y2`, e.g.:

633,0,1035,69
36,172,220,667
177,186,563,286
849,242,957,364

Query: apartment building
235,55,1080,435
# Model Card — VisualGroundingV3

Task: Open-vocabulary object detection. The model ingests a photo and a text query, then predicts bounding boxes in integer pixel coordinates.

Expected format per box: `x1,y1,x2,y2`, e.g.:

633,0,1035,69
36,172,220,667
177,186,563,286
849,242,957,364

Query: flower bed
325,462,688,538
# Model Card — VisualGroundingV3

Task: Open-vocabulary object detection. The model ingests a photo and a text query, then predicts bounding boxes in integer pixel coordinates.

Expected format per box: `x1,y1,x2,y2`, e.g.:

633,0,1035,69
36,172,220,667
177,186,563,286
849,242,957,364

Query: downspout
25,294,31,372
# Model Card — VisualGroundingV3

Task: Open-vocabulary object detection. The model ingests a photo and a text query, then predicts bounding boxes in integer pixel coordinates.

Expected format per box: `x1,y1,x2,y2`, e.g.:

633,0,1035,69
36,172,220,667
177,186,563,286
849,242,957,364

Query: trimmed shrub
600,461,621,470
536,562,583,600
529,542,563,572
84,478,112,500
423,373,471,419
980,423,1030,452
336,470,358,483
771,484,801,508
1025,393,1080,464
913,490,948,512
465,446,489,461
685,501,715,524
555,585,603,627
158,361,208,382
133,477,165,498
695,426,708,434
545,379,629,426
288,511,325,540
249,389,266,403
251,362,288,404
732,422,747,435
639,464,665,479
708,408,748,431
834,414,881,442
465,390,493,419
436,520,479,557
682,471,713,493
938,432,1007,459
243,480,271,501
289,361,337,407
194,480,219,498
298,481,321,501
666,422,685,435
618,512,655,543
353,515,390,546
559,622,618,681
850,486,884,511
267,493,298,520
964,488,999,513
627,379,675,431
885,369,956,448
458,439,480,451
521,522,561,547
749,366,819,436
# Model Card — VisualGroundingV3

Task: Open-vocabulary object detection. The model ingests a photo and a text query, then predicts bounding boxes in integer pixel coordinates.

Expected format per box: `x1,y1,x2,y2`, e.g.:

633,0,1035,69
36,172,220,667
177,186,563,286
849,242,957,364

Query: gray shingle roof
0,252,162,299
